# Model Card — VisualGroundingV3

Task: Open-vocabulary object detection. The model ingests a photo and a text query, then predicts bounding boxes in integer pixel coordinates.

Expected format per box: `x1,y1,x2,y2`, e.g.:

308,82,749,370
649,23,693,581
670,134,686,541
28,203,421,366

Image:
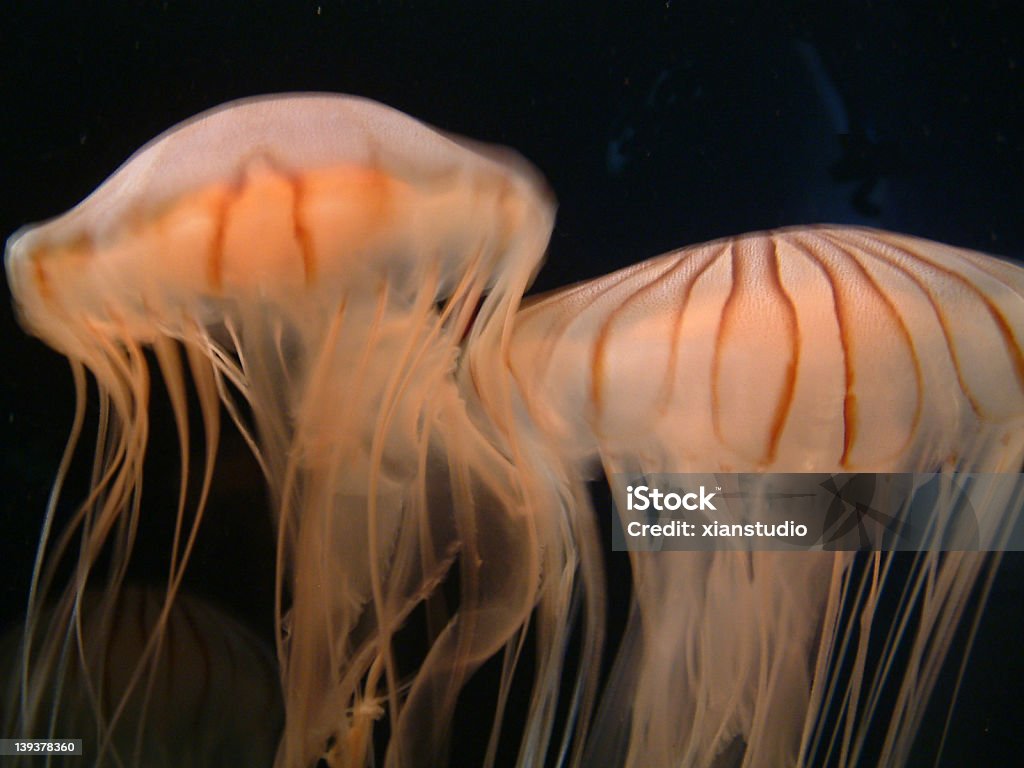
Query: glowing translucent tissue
5,93,1024,767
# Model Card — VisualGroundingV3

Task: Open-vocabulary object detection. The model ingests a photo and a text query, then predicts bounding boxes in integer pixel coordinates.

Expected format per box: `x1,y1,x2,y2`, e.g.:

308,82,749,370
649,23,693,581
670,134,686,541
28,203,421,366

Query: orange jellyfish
510,229,1024,766
5,93,1023,768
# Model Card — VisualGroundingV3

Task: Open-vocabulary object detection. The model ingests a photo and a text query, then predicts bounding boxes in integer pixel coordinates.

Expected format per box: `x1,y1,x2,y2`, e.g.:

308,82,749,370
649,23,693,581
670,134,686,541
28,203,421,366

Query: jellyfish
5,93,1023,768
1,586,283,766
509,229,1024,766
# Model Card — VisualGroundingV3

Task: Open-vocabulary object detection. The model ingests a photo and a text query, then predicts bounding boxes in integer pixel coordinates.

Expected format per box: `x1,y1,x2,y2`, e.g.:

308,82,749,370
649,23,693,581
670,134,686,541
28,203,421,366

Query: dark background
2,2,1022,765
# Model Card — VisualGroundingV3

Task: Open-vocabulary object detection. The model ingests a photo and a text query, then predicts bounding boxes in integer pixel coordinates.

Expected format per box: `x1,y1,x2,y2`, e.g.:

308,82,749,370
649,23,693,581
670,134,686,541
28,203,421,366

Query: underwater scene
2,3,1022,767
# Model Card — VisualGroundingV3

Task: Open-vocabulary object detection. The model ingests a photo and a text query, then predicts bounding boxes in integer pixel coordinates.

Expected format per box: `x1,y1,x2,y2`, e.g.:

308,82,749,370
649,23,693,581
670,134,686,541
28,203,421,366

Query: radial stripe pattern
510,226,1024,472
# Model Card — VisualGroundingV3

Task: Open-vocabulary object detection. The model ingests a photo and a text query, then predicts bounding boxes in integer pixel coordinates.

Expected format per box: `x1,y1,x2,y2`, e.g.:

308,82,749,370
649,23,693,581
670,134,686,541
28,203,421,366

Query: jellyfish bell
6,94,553,360
6,93,590,768
509,227,1024,474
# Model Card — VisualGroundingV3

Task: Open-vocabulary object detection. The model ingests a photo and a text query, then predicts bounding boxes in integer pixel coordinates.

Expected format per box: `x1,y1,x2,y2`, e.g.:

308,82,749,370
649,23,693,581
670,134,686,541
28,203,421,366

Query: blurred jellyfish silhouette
5,94,1023,767
1,587,282,767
